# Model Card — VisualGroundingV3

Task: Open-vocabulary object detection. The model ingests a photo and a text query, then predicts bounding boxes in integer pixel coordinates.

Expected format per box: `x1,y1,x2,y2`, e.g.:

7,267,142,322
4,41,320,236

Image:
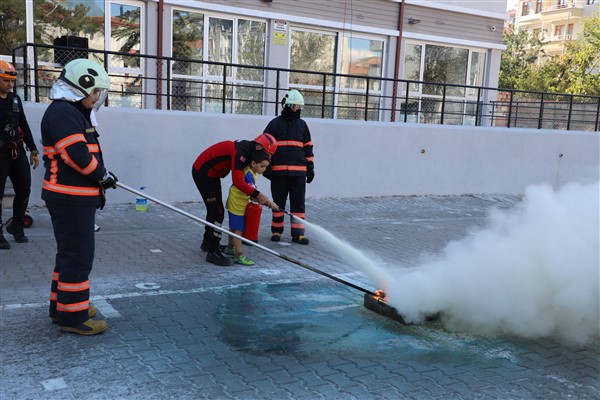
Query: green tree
499,24,546,90
0,0,27,56
500,15,600,96
545,14,600,96
34,0,103,44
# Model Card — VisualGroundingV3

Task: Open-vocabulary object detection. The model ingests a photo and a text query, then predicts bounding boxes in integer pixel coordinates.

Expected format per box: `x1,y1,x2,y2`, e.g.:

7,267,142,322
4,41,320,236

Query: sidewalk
1,195,598,400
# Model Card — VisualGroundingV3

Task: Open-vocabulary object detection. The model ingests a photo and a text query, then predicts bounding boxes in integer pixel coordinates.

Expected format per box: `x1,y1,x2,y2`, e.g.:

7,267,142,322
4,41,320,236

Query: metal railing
12,43,600,132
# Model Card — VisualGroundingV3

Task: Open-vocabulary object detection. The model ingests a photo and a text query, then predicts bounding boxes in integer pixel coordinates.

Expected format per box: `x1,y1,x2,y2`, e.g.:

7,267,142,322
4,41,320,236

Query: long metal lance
116,182,376,296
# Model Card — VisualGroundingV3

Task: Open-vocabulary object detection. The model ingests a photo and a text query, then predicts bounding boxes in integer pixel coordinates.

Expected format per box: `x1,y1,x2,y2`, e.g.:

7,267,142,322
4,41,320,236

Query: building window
557,0,568,9
522,1,530,16
554,24,564,37
34,0,105,63
110,3,141,65
403,43,422,91
535,0,543,13
403,42,487,124
338,36,385,121
236,19,266,82
587,0,596,5
289,28,336,118
170,10,266,114
172,10,204,76
469,51,486,88
207,17,233,77
567,23,574,39
235,19,266,115
423,45,469,96
108,2,143,108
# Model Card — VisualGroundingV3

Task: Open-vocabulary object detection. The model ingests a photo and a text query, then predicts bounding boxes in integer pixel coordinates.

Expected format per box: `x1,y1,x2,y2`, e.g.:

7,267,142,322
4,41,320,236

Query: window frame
169,7,267,113
104,0,145,108
535,0,543,13
336,33,386,121
401,40,488,125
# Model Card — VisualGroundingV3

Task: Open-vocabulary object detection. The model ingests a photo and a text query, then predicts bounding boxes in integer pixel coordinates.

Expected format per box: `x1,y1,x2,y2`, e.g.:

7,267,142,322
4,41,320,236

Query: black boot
6,220,28,243
206,247,232,266
0,226,10,250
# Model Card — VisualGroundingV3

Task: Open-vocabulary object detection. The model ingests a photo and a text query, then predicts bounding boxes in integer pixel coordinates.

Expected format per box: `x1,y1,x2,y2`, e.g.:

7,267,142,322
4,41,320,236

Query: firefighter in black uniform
0,61,39,249
41,59,118,335
264,89,314,245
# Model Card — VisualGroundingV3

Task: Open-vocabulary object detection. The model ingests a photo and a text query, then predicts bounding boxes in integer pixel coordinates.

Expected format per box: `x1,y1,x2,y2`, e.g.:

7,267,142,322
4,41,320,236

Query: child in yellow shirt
225,151,271,265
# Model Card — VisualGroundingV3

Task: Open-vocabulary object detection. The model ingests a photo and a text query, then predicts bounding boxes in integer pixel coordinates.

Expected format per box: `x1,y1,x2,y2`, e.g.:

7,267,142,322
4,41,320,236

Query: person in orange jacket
192,133,279,266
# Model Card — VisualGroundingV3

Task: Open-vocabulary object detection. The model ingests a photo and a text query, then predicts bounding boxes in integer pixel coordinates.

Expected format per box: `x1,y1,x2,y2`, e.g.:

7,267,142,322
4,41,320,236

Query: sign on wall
273,20,287,46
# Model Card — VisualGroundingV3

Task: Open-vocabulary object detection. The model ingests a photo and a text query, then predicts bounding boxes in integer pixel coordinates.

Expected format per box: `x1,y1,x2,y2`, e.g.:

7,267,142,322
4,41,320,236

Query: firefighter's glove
306,169,315,184
99,171,118,190
30,150,40,169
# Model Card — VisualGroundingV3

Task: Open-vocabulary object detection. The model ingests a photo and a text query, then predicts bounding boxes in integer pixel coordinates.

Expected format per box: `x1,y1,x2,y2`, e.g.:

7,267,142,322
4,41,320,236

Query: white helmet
281,89,304,107
49,59,110,104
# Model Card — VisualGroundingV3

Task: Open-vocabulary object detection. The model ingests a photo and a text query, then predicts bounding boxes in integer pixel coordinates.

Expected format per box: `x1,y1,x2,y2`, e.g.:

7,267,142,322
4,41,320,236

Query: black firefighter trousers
192,168,224,251
0,151,31,229
46,201,96,327
270,175,306,237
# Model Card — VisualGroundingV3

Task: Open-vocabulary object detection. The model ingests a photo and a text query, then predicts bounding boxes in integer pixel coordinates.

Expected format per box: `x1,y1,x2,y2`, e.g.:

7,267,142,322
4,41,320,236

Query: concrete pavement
1,194,598,399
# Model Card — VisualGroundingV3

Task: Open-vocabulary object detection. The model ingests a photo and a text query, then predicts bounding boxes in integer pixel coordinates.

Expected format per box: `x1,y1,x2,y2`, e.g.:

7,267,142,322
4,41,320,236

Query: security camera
490,25,497,31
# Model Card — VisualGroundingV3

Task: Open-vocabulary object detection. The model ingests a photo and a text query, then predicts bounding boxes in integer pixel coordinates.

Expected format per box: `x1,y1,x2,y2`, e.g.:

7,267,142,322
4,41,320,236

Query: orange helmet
0,61,17,80
254,133,277,155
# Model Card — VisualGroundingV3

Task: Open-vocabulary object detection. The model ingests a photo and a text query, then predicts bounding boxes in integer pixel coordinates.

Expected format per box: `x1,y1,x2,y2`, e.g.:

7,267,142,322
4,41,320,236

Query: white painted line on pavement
0,272,371,312
150,249,162,253
92,299,122,319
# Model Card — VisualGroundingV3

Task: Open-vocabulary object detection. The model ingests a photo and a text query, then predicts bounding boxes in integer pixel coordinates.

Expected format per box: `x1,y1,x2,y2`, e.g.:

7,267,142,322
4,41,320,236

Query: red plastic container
243,202,262,242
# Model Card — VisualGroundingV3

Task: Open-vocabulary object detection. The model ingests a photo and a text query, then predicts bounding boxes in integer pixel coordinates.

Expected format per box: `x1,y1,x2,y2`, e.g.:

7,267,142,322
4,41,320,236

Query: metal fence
12,43,600,132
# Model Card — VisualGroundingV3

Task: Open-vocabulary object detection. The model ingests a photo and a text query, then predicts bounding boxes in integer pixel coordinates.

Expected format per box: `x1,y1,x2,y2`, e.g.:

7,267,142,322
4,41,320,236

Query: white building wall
22,103,599,207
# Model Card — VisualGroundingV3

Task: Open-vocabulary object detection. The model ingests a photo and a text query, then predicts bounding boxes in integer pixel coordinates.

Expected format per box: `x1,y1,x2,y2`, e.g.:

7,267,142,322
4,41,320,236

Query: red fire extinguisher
243,202,262,242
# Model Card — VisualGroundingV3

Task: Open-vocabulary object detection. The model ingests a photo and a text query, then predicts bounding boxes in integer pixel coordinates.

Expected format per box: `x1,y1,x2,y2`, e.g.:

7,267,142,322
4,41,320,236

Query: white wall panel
22,103,599,207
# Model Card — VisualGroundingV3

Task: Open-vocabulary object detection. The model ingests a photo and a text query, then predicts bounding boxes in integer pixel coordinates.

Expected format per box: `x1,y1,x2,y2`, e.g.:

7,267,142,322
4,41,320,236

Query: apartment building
514,0,599,57
1,0,507,120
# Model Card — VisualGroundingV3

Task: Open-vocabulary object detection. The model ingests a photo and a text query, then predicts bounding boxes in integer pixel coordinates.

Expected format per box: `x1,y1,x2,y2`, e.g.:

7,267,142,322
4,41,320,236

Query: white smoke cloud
385,181,599,346
306,181,599,346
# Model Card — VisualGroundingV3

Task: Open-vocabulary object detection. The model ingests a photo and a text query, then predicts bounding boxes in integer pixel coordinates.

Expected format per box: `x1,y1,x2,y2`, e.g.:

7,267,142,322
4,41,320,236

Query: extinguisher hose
116,182,376,296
